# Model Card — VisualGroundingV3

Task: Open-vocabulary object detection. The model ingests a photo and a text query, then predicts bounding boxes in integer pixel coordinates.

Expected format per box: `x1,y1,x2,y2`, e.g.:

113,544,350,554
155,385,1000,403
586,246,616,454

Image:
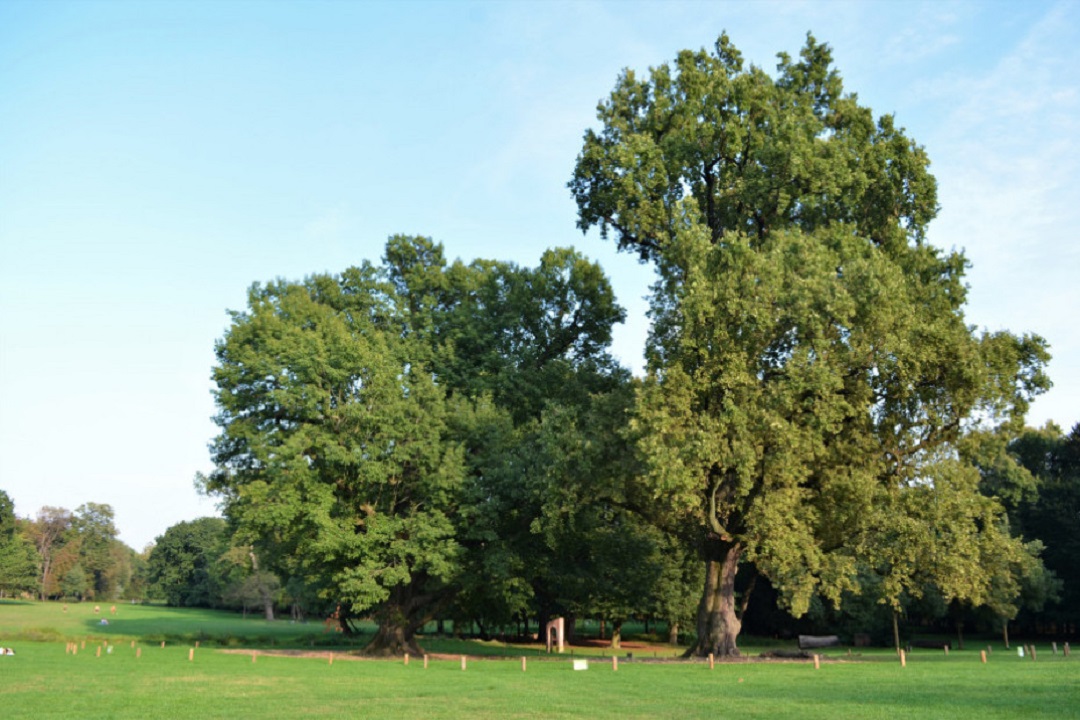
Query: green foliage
146,518,228,607
1008,423,1080,627
0,492,38,596
572,32,1049,656
204,236,633,651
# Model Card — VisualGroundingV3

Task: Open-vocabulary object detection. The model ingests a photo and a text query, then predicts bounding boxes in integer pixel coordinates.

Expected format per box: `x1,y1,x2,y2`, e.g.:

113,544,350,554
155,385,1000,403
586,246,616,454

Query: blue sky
2,0,1077,550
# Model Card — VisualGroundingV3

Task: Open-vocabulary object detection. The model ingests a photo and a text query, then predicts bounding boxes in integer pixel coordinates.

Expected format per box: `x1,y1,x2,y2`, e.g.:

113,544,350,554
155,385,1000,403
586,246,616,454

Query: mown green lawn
1,601,1076,719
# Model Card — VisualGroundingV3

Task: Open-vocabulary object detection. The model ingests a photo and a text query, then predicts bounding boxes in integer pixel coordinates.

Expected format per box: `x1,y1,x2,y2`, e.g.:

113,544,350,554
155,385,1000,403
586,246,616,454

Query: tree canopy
571,33,1050,656
202,237,631,653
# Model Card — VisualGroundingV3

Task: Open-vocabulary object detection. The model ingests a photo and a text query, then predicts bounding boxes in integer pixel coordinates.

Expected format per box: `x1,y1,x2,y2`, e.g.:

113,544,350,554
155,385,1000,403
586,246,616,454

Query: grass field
1,601,1077,719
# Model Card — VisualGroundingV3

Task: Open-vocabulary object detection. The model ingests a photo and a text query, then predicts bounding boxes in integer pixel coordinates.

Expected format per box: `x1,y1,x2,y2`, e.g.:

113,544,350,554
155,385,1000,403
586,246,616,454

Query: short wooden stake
1064,642,1070,657
189,648,194,662
980,650,987,664
195,641,200,649
252,652,257,663
136,648,141,658
461,655,467,671
987,645,992,655
72,646,77,656
612,656,618,671
521,656,527,672
329,652,334,665
404,653,409,666
1052,642,1058,655
899,649,906,667
96,646,101,657
81,640,85,649
944,645,949,656
423,654,429,669
814,654,820,670
1031,646,1037,661
709,653,714,670
160,641,165,649
130,640,135,649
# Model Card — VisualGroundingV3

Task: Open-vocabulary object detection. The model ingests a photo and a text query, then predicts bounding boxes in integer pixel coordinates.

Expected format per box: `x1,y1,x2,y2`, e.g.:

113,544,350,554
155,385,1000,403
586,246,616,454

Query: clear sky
2,0,1077,551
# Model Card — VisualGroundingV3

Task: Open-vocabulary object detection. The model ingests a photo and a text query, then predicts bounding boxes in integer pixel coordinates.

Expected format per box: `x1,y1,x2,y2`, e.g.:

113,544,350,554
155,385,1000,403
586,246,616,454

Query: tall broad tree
203,236,630,654
72,502,121,600
571,33,1049,656
203,254,471,655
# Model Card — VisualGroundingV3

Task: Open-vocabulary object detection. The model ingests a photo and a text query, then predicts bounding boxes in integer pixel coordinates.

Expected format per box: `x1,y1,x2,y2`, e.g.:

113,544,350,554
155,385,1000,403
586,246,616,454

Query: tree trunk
686,542,743,658
1002,618,1010,649
892,611,901,654
610,620,622,650
668,621,679,645
363,603,423,657
248,553,275,621
956,619,964,650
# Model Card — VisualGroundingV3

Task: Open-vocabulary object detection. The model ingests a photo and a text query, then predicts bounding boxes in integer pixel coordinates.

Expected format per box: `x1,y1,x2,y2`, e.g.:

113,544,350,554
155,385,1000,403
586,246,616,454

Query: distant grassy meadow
1,601,1076,719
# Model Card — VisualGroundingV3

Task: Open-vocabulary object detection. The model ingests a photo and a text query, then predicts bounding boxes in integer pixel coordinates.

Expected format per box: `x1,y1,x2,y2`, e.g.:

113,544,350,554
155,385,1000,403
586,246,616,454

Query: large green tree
203,236,630,654
572,33,1049,656
204,253,471,655
72,502,121,600
146,517,228,607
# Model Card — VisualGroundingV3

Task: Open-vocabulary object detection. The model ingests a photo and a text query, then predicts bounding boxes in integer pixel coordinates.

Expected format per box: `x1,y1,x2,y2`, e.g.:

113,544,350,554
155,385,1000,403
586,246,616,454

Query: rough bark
686,542,743,657
362,601,424,656
667,621,679,645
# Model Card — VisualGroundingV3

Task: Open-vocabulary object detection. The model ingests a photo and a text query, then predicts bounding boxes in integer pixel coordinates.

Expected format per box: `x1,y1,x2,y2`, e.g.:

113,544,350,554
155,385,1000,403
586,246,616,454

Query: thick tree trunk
1002,618,1010,649
363,603,424,656
610,620,622,649
686,542,743,658
892,611,901,654
668,621,679,645
956,619,964,650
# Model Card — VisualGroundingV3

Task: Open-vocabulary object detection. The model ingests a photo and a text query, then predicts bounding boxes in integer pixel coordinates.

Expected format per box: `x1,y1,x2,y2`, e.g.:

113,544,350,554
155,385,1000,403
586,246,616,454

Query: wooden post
813,654,820,670
708,653,714,670
329,652,333,665
130,640,135,648
160,641,165,649
424,654,429,669
461,655,467,671
1065,642,1070,657
612,656,618,672
96,646,101,657
944,645,949,657
72,645,77,656
980,650,987,663
1031,646,1037,661
252,651,257,663
987,644,993,655
1052,642,1058,655
136,648,141,659
188,648,194,662
521,656,527,672
899,649,906,668
404,653,409,666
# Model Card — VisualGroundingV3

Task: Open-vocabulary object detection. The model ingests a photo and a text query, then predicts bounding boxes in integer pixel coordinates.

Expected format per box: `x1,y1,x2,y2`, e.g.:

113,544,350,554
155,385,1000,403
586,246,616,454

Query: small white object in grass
573,659,588,671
